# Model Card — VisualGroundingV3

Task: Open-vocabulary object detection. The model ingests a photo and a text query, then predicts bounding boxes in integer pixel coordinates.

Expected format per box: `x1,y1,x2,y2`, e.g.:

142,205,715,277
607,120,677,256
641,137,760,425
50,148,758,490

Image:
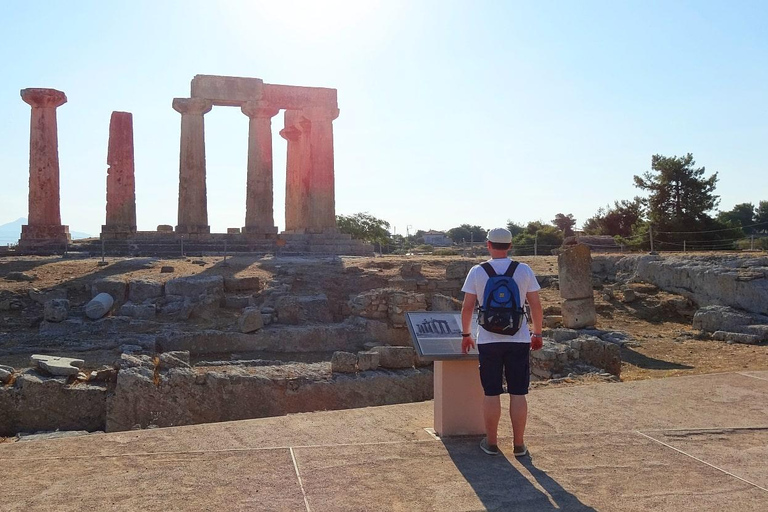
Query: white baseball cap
487,227,512,244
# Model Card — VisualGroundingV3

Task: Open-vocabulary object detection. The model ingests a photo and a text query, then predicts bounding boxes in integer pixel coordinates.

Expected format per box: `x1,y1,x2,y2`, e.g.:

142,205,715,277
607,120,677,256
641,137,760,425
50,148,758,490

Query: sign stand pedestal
434,360,486,437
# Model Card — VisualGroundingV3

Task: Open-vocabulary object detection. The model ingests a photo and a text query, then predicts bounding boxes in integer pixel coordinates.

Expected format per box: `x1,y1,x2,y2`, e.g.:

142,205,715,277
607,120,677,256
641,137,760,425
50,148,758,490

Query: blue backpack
477,261,526,336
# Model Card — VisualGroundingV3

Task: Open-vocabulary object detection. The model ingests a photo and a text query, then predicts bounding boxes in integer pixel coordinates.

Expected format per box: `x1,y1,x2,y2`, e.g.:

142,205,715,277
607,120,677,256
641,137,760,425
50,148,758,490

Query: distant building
422,230,453,247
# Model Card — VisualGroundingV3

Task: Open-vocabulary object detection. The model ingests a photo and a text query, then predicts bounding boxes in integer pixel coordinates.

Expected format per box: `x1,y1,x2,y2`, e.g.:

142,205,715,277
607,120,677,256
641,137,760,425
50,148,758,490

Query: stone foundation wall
592,254,768,316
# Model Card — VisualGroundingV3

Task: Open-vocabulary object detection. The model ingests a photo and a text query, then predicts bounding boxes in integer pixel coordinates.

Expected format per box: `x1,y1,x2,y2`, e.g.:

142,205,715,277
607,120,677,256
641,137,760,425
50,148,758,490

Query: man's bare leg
483,395,501,444
509,394,528,446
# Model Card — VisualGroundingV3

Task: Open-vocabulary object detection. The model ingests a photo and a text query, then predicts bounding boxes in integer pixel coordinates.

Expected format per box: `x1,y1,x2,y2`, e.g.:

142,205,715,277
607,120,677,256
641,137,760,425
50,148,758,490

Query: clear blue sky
1,0,766,237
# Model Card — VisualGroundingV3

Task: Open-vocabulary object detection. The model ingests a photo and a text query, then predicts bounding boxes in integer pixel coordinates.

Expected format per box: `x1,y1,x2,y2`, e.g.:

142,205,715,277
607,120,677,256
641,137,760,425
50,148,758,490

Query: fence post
649,225,654,253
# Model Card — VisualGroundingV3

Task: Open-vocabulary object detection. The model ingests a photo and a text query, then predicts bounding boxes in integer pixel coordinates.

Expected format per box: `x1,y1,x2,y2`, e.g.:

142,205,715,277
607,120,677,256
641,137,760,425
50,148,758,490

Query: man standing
460,227,543,457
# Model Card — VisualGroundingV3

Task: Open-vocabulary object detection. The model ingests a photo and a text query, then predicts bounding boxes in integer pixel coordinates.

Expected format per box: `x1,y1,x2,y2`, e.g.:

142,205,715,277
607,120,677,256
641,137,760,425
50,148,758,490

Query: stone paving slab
294,432,767,511
642,428,768,490
527,372,768,434
1,371,767,511
0,449,305,512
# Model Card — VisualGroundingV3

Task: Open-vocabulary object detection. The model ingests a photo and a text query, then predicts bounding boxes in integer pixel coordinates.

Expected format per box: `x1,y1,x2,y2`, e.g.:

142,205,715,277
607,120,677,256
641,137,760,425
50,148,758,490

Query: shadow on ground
443,438,596,511
621,347,694,370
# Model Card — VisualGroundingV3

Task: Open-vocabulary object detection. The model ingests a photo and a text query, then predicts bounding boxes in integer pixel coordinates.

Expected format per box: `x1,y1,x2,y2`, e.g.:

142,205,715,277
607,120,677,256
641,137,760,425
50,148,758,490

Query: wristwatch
530,333,542,339
461,333,472,337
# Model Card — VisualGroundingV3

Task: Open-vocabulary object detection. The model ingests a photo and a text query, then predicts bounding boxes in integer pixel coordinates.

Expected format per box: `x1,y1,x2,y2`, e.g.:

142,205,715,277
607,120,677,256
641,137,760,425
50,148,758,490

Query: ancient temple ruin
15,75,371,256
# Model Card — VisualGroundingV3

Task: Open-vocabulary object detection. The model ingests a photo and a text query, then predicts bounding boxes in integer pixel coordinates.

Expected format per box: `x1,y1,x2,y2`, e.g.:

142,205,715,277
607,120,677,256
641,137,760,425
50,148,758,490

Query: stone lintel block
558,243,594,300
561,297,597,329
263,83,337,110
191,74,264,106
31,354,84,376
21,88,67,108
172,97,212,115
175,224,211,234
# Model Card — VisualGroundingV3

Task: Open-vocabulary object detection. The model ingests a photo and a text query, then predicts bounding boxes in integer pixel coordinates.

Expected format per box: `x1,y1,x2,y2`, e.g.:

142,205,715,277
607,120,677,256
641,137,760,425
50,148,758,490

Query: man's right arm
461,292,476,354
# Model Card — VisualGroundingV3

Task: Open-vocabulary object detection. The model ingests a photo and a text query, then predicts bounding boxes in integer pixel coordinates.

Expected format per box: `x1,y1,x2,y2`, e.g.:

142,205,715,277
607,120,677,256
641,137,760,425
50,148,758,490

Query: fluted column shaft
21,88,67,227
302,107,339,231
280,110,312,232
19,88,70,248
242,101,279,234
103,111,136,234
173,98,212,234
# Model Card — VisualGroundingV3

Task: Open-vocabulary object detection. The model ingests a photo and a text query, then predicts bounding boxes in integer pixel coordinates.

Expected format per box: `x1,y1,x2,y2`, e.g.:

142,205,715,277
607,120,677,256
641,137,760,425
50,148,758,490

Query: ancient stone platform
2,371,766,510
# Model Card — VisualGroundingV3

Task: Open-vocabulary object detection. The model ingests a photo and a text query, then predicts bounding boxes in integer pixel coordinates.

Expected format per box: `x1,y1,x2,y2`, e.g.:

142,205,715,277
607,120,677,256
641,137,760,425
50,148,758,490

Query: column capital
241,100,279,119
172,98,212,115
20,88,67,108
301,106,340,122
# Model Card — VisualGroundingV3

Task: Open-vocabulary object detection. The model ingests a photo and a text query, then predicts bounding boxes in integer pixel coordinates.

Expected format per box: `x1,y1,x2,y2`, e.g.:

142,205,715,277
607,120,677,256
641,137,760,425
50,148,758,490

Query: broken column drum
558,243,597,329
103,111,137,236
19,88,71,248
173,98,212,234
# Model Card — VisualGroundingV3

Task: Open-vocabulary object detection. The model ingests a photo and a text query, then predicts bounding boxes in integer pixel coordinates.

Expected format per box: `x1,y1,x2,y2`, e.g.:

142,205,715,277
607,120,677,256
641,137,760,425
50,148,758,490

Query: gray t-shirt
461,258,541,344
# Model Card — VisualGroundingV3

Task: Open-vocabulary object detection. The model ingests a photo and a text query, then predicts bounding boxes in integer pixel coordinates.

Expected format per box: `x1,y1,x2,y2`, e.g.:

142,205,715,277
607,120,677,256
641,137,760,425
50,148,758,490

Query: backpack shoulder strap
503,260,520,277
480,262,497,277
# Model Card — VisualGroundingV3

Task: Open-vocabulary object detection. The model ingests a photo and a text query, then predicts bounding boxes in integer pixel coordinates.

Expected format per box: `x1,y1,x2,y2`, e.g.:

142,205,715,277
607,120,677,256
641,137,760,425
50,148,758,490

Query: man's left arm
526,290,543,350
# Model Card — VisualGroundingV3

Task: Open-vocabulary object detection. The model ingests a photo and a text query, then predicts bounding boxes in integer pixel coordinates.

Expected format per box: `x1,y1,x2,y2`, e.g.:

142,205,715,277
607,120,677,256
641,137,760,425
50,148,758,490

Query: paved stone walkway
1,371,767,511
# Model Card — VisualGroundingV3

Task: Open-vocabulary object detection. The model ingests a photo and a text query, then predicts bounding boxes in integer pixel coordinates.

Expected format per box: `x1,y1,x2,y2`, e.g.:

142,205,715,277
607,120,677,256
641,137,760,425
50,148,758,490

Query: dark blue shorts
477,342,531,396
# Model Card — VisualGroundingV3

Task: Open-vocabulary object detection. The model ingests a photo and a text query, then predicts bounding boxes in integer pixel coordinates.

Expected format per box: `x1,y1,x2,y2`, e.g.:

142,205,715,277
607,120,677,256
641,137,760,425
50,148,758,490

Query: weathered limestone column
280,110,312,232
102,111,136,237
173,98,212,234
302,107,340,232
558,243,596,329
19,88,70,248
241,100,279,234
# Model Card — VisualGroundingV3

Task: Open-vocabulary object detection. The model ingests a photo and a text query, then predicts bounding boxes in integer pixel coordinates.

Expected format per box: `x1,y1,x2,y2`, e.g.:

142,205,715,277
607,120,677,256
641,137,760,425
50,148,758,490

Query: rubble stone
158,351,191,369
30,355,84,376
165,275,224,299
371,346,415,369
331,351,357,373
29,287,67,304
712,331,760,345
92,277,127,301
239,307,264,333
356,351,380,371
5,272,36,282
128,279,163,302
224,276,261,292
43,299,69,322
430,293,460,311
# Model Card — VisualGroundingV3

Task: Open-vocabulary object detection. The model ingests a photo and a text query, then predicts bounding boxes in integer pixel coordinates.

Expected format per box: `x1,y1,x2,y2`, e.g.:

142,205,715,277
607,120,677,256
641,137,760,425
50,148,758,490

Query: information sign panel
405,311,479,361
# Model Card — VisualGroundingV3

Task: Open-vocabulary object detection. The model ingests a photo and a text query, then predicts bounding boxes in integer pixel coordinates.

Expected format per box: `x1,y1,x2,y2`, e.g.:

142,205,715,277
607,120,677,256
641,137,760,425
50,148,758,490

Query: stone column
102,111,137,237
302,107,340,232
241,100,279,234
558,243,596,329
19,88,70,248
280,110,312,232
173,98,212,234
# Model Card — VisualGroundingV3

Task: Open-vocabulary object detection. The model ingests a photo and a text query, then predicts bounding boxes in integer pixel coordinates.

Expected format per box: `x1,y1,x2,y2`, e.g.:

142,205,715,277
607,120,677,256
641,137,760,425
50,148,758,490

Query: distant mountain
0,217,92,246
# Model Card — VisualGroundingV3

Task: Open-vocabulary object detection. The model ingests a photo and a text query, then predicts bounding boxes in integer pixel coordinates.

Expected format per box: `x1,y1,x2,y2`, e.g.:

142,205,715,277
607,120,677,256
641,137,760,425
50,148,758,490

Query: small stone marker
331,351,357,373
157,225,174,233
86,293,114,319
227,227,241,234
30,354,84,376
160,266,175,273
